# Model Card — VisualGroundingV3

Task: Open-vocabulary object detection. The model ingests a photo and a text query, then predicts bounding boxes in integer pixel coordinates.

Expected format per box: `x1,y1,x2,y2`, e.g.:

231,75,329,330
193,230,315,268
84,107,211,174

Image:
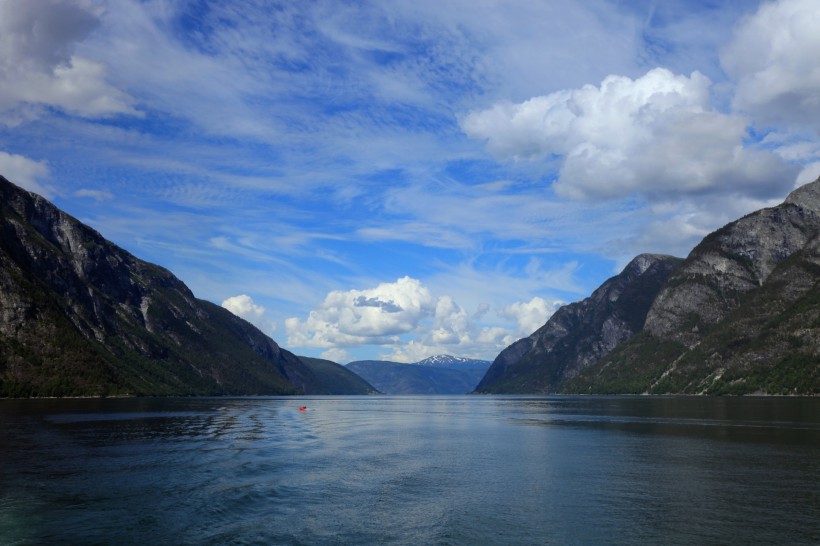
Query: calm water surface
0,395,818,545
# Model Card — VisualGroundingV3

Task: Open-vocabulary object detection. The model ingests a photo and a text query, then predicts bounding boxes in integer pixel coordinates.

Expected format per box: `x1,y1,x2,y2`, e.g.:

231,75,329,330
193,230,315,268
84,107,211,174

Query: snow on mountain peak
415,355,491,368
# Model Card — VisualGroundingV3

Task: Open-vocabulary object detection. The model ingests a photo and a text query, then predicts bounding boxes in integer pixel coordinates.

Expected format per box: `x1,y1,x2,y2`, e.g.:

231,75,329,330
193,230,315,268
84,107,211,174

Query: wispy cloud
1,0,818,363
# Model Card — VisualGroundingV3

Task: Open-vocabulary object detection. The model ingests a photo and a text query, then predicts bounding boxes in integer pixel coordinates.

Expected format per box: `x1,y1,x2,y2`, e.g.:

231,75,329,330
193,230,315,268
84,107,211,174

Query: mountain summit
415,355,492,369
347,356,491,394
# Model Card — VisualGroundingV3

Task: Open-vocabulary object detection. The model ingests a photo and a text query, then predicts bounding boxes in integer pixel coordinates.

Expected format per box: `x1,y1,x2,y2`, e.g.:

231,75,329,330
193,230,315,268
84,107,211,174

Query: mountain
0,175,337,397
346,357,491,394
474,254,682,393
297,356,379,395
415,354,492,370
566,179,820,395
479,178,820,396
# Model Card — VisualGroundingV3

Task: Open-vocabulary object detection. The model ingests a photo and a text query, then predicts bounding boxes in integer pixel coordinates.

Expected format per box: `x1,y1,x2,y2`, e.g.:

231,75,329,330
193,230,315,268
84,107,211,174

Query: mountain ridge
567,178,820,395
346,357,491,394
0,175,364,397
480,177,820,395
415,354,492,369
474,253,682,393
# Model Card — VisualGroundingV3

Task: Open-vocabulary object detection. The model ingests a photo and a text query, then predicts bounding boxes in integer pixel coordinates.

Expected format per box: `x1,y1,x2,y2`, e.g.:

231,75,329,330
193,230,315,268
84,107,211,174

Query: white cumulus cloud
287,276,565,361
320,347,350,364
462,67,794,202
0,151,52,196
0,0,138,125
722,0,820,132
499,297,563,337
286,277,437,348
222,294,274,334
796,162,820,188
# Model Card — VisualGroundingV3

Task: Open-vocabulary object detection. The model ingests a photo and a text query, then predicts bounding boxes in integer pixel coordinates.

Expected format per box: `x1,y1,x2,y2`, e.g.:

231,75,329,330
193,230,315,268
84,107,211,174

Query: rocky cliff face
567,178,820,395
0,175,318,397
474,254,682,393
645,185,820,347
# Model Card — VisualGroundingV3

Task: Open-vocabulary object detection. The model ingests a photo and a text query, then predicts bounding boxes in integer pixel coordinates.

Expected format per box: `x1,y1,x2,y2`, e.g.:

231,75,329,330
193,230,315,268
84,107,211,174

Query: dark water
1,396,818,545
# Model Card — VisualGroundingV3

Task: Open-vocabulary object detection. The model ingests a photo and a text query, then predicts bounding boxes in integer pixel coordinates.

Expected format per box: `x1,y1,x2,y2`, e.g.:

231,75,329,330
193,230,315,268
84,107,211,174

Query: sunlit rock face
569,177,820,395
480,177,820,396
645,180,820,348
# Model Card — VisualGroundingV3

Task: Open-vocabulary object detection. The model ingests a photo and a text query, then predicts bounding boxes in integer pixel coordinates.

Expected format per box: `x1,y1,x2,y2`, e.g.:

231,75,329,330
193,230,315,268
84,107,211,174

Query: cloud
383,0,643,102
0,151,52,196
320,347,350,364
462,67,795,202
796,162,820,188
75,188,113,201
499,297,563,337
222,294,275,334
722,0,820,132
286,277,437,347
222,294,266,320
0,0,139,124
379,340,443,364
286,275,565,361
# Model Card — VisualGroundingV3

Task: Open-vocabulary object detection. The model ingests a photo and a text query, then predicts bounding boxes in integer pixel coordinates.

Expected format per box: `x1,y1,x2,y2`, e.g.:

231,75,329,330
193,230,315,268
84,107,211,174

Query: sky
1,0,820,364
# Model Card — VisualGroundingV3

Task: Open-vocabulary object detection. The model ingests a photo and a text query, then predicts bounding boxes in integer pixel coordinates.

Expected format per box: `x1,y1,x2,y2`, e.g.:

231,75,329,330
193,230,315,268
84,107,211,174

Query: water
1,396,818,545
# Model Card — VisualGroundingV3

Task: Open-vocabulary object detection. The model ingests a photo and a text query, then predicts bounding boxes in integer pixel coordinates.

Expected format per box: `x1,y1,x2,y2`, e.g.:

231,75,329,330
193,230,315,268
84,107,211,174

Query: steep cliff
567,178,820,395
474,254,682,393
0,175,316,397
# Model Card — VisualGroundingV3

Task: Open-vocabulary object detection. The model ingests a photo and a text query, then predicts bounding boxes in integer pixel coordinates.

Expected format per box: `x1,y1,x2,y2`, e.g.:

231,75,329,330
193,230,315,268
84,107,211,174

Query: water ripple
1,396,818,545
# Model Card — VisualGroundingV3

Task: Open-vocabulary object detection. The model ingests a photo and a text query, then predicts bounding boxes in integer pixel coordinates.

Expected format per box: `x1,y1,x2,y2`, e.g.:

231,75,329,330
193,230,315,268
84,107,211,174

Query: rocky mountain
479,178,820,395
566,179,820,395
474,254,682,393
346,357,490,394
0,175,361,397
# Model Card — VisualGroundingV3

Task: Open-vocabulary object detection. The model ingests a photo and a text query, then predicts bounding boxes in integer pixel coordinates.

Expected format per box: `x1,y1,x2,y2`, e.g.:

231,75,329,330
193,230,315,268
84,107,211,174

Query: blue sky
1,0,819,363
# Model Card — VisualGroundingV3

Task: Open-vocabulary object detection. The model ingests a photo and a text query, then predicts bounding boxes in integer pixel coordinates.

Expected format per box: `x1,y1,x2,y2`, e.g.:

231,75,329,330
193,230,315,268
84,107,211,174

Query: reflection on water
1,396,818,545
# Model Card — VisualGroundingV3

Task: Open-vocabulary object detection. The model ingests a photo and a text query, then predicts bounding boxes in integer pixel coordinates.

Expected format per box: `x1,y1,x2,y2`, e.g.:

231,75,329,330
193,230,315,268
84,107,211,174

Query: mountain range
346,356,491,394
2,172,817,397
477,178,820,395
0,175,372,397
414,354,492,370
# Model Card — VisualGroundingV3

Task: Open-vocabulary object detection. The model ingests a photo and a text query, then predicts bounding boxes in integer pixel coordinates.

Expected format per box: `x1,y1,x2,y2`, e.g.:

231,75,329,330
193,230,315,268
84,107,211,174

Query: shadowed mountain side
297,356,380,394
0,175,324,397
346,359,489,394
474,254,682,393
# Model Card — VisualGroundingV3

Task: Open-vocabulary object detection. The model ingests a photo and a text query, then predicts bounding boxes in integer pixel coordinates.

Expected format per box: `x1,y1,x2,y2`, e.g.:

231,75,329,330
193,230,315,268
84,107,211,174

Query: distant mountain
346,357,491,394
415,354,492,370
297,356,379,395
478,178,820,396
0,175,342,397
474,254,682,393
